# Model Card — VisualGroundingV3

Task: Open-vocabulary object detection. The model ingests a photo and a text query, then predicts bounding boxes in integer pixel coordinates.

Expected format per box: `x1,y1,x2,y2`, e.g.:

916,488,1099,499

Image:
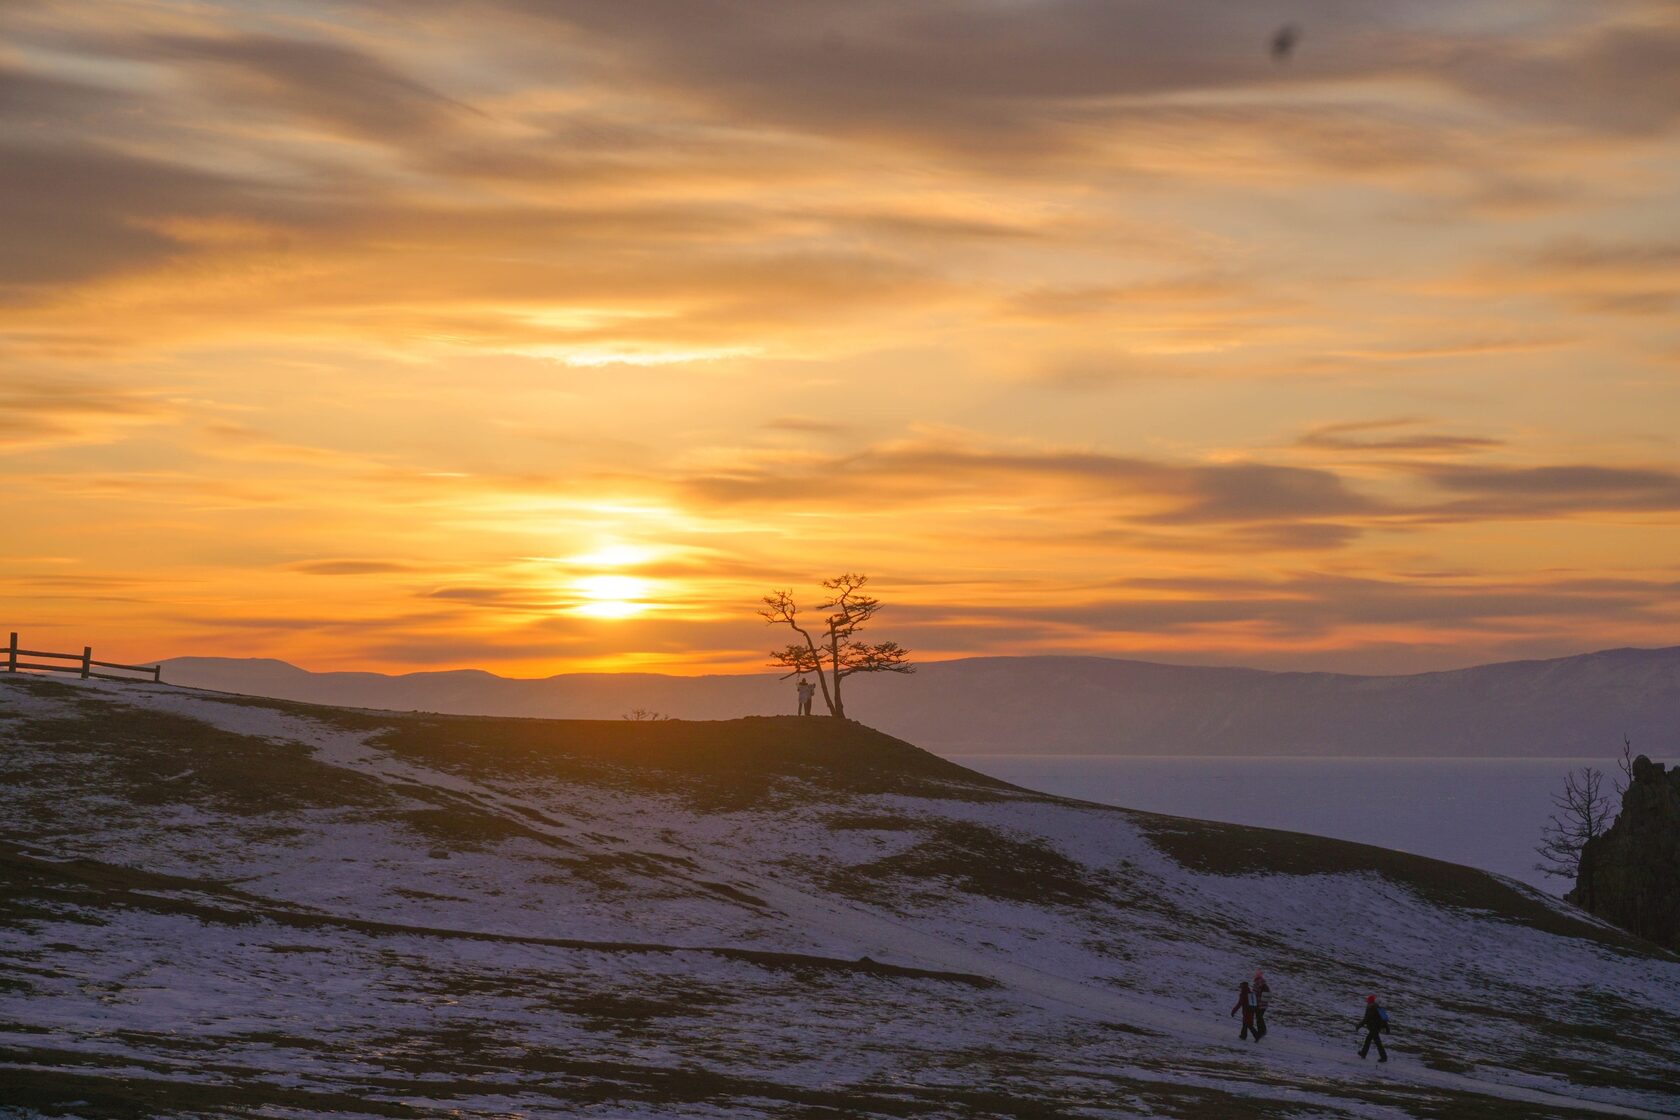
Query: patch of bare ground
5,705,388,816
392,804,549,850
8,1049,1609,1120
0,1054,428,1119
28,674,1013,810
345,712,1018,809
827,818,1107,907
0,1041,1263,1120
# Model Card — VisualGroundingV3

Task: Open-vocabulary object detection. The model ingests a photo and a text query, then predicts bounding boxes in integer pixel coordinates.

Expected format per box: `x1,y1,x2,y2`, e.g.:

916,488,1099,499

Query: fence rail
5,633,161,683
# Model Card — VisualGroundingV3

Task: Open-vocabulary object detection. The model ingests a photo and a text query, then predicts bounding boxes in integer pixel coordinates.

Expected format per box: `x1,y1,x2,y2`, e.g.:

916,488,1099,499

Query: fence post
6,633,14,673
153,665,162,683
81,646,92,680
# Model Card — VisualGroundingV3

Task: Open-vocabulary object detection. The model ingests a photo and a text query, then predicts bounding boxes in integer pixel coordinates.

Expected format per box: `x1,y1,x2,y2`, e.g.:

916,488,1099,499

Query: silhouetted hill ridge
159,645,1680,757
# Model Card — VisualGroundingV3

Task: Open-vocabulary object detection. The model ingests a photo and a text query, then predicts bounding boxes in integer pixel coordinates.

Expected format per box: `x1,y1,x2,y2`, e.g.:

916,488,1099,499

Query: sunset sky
4,0,1678,677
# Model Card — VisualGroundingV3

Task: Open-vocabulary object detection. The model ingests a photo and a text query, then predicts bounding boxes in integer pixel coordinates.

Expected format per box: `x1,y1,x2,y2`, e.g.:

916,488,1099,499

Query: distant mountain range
159,645,1680,758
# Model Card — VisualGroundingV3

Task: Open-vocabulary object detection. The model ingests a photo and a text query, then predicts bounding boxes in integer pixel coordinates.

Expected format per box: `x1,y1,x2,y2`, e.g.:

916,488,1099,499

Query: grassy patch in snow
2,692,388,822
346,712,1016,811
61,678,1013,815
0,1051,428,1119
827,818,1106,907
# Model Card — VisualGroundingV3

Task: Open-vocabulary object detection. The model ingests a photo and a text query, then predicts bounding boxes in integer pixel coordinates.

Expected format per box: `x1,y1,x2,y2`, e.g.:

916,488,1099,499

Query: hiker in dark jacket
1357,994,1389,1061
1252,970,1271,1039
1230,981,1259,1041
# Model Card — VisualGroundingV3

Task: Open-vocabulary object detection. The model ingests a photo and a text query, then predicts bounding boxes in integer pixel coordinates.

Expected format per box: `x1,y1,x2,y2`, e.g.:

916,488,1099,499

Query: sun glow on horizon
571,573,653,619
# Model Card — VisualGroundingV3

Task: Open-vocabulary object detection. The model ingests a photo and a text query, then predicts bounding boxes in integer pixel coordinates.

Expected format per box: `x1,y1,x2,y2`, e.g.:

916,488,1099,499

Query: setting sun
571,574,652,620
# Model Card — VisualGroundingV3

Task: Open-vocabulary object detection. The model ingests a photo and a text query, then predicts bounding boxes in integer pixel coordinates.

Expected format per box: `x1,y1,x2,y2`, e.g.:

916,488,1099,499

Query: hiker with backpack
1230,980,1259,1041
1357,994,1390,1062
1251,970,1271,1039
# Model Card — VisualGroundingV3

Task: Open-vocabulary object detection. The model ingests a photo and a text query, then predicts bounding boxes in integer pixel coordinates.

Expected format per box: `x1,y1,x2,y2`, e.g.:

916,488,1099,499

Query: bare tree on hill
1615,733,1635,795
760,573,914,719
1535,765,1613,910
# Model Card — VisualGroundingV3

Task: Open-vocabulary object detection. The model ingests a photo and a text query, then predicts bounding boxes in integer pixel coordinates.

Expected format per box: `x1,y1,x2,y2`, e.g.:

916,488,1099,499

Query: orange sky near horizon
4,0,1679,678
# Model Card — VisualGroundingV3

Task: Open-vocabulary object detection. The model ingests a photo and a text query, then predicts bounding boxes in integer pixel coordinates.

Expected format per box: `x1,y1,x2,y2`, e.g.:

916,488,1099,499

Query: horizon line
154,642,1680,684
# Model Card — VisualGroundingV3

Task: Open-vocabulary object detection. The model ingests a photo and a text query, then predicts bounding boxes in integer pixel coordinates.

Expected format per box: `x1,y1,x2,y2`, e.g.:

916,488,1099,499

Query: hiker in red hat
1251,970,1271,1039
1357,994,1389,1062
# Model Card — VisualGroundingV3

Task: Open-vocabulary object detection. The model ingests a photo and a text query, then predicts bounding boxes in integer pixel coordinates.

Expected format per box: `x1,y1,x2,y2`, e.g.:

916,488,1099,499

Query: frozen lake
944,755,1653,892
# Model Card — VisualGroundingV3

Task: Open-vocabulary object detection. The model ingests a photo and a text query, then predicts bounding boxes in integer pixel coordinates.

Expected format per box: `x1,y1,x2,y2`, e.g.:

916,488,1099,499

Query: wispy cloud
0,376,177,452
1296,419,1505,455
1413,463,1680,518
290,560,419,576
146,31,480,141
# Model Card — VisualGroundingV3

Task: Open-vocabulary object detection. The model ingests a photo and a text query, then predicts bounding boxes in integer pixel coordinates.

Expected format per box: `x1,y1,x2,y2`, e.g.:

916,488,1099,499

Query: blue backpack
1377,1007,1390,1032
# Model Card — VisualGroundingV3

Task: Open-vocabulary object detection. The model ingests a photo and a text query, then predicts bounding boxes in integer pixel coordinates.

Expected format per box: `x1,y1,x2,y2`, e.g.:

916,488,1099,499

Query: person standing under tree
1357,994,1389,1062
795,677,816,716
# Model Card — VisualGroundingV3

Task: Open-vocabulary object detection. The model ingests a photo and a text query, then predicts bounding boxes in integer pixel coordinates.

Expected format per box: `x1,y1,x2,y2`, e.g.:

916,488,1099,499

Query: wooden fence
5,633,162,683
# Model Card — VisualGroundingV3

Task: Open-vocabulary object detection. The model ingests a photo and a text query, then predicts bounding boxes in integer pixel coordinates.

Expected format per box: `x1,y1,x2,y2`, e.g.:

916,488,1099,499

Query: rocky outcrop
1574,756,1680,951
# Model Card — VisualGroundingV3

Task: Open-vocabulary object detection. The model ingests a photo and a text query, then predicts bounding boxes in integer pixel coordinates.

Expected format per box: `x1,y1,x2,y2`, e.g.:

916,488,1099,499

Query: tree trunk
828,630,845,718
812,665,836,715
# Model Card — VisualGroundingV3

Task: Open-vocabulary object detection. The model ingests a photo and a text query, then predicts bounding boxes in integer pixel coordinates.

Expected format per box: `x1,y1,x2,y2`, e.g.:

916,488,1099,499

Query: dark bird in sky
1271,24,1300,62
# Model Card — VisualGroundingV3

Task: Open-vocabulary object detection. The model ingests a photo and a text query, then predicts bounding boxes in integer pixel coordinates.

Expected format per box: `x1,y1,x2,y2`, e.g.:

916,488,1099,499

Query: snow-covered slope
3,674,1677,1119
159,645,1680,757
